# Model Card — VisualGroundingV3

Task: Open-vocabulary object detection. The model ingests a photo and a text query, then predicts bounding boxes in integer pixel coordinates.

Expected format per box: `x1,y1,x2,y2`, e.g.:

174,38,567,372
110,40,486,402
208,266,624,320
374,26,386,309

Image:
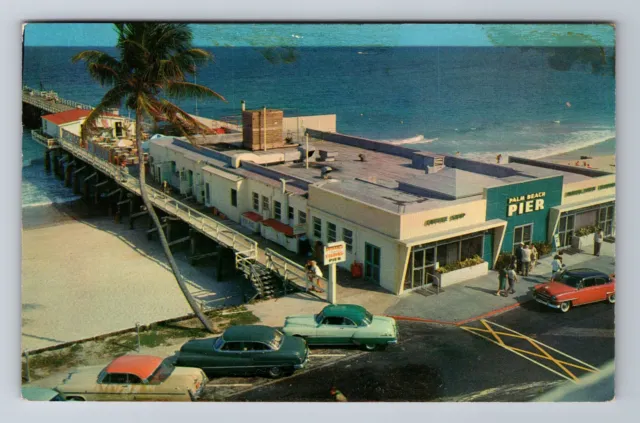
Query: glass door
512,223,534,252
404,247,436,290
365,243,381,284
598,204,615,236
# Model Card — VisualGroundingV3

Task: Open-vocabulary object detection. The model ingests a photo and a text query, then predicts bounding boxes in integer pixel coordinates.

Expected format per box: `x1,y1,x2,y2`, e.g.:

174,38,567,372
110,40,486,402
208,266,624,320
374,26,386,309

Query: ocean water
22,46,615,207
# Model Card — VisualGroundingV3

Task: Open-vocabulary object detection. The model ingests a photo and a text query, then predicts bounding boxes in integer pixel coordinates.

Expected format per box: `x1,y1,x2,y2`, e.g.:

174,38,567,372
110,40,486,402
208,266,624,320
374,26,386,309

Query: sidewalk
249,242,616,327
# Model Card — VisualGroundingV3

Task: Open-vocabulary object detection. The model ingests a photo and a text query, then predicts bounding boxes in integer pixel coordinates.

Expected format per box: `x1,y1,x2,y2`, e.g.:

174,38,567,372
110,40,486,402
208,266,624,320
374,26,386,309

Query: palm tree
72,23,226,332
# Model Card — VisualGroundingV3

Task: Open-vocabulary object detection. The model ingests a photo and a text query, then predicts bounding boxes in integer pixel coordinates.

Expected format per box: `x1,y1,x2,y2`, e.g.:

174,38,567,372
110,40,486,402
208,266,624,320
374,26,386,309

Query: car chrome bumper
294,349,310,369
387,339,398,345
534,296,561,309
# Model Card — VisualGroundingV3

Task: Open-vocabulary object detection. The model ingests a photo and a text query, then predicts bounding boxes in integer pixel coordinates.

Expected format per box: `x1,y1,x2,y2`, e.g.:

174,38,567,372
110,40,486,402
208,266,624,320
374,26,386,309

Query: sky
23,23,615,47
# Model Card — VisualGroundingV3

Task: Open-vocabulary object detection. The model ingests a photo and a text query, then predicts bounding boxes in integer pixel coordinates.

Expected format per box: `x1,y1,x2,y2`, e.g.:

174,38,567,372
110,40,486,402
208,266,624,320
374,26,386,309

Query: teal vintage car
21,386,64,401
282,304,398,351
175,325,309,379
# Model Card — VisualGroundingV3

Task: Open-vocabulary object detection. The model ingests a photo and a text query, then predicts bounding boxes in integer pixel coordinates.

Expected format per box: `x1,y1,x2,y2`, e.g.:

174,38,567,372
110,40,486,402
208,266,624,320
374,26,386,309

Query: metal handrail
23,86,93,110
264,248,328,292
57,135,258,256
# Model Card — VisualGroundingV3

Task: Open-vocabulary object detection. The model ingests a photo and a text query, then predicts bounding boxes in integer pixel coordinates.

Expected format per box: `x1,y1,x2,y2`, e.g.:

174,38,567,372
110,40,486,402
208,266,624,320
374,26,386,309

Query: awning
401,219,507,247
242,211,263,223
261,218,294,237
551,195,615,214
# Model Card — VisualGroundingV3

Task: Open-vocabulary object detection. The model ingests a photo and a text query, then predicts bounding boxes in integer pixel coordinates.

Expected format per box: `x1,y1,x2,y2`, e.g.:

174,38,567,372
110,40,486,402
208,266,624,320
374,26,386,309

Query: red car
533,268,615,313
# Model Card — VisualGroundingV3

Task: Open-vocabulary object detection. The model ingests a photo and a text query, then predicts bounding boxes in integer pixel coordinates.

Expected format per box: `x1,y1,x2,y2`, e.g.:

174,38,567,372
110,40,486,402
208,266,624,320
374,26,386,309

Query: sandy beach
539,141,616,172
21,202,249,351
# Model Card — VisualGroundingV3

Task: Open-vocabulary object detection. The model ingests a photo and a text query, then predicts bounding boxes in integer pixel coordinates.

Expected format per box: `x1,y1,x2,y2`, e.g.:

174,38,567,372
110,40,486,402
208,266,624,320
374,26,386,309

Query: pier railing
264,247,328,293
23,86,94,112
30,129,59,149
56,136,258,256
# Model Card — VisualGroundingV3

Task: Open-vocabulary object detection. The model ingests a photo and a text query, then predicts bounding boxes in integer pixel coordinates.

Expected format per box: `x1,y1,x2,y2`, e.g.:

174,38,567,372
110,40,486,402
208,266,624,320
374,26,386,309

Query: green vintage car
282,304,398,350
22,386,65,401
175,325,309,379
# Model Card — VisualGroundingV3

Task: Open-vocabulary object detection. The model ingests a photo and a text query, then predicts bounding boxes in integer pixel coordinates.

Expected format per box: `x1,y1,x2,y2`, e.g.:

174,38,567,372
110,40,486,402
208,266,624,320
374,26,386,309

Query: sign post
323,241,346,304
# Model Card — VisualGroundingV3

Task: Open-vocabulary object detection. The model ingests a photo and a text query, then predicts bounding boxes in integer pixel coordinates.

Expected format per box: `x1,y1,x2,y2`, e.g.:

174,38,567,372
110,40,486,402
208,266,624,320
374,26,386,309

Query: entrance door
557,214,575,248
598,204,615,236
512,224,533,252
364,243,381,284
405,247,436,290
188,170,194,194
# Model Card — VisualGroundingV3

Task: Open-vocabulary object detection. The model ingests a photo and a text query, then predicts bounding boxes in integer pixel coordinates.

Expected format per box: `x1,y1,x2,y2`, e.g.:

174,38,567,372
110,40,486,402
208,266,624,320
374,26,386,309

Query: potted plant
571,225,598,250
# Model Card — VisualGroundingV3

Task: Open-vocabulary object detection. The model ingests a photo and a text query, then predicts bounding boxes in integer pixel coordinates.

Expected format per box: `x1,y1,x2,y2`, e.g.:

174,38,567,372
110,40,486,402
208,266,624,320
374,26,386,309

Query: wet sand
21,201,248,350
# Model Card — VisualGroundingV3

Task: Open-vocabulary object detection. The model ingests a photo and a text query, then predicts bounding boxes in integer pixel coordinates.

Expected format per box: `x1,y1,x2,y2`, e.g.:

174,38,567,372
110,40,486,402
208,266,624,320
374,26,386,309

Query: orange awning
262,218,294,237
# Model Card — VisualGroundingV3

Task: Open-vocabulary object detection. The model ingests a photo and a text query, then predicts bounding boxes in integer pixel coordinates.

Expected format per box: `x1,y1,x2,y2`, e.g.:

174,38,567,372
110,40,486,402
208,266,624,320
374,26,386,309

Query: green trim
565,186,597,197
598,183,615,190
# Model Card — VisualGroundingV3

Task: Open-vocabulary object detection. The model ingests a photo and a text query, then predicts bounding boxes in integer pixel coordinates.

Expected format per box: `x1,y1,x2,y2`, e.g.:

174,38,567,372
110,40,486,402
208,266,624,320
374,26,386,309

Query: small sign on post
553,233,561,251
324,242,346,304
293,224,307,235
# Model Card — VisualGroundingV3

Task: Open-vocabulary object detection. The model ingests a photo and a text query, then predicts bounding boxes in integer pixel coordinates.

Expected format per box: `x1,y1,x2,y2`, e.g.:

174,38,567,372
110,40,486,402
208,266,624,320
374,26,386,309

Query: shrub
495,253,513,270
437,255,484,274
533,242,553,256
575,225,599,237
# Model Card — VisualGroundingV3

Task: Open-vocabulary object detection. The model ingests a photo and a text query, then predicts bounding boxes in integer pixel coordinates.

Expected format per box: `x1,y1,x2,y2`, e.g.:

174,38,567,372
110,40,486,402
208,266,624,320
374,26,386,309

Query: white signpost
323,241,346,304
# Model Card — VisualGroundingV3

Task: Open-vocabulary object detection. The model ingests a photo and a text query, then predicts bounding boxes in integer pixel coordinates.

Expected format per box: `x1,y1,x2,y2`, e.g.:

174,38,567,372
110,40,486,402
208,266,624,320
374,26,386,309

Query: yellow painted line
487,321,600,372
506,346,597,373
460,326,575,383
527,339,579,382
481,319,505,346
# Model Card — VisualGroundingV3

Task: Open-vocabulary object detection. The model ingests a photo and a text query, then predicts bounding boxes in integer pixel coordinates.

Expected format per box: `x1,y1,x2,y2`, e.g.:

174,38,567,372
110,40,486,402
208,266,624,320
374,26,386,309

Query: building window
313,217,322,239
262,196,270,214
170,161,176,174
343,228,353,252
252,192,259,211
327,222,337,243
274,201,282,220
288,206,294,221
231,189,237,208
460,236,483,260
299,211,307,224
205,183,211,204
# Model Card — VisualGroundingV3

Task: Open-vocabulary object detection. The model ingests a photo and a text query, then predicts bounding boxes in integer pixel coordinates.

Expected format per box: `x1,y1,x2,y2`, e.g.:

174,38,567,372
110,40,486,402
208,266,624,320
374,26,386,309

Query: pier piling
44,150,51,173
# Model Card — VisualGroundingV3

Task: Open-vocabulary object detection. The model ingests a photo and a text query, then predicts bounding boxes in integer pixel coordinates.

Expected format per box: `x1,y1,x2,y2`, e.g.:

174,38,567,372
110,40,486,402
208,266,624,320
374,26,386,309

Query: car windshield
271,330,284,349
314,313,323,324
363,311,373,325
556,273,583,288
147,359,175,385
214,336,224,350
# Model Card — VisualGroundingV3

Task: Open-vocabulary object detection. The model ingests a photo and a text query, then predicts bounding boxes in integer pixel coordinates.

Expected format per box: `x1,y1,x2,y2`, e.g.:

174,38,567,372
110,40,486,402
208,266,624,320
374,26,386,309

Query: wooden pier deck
22,86,93,114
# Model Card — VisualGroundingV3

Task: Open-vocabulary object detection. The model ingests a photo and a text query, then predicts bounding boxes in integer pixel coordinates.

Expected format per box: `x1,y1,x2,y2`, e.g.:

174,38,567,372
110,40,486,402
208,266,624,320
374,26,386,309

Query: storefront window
461,236,483,260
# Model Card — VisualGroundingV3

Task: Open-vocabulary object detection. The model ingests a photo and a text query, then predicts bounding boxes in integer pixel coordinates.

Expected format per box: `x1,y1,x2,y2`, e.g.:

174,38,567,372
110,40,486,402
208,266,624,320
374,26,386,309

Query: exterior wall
399,198,487,241
202,170,245,222
484,176,564,253
561,174,616,206
42,119,59,138
282,115,337,139
308,185,401,239
308,204,401,293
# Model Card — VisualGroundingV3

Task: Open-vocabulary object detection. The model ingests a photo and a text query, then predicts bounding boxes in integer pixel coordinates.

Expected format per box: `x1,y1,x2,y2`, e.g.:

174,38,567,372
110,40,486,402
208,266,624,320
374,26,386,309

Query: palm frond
164,81,226,101
80,86,127,141
72,50,122,86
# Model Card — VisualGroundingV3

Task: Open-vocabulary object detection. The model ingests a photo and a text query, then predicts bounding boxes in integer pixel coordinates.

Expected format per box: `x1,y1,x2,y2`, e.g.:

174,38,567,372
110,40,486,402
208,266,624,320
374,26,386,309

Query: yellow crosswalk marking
460,319,600,384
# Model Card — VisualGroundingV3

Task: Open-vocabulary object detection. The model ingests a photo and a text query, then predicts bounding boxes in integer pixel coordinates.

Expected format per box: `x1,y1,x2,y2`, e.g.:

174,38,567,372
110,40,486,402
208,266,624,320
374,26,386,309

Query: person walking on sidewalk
594,228,604,256
521,244,532,276
507,265,518,295
530,244,538,271
307,260,325,293
496,267,507,296
551,255,566,281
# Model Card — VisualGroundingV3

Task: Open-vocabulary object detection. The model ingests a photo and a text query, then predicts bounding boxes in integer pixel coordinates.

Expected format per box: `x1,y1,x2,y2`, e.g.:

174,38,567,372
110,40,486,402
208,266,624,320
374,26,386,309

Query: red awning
242,211,263,223
262,218,294,237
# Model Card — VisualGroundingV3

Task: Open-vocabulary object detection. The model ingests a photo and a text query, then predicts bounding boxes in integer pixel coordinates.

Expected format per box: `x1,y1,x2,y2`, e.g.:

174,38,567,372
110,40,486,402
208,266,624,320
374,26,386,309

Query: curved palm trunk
134,110,215,333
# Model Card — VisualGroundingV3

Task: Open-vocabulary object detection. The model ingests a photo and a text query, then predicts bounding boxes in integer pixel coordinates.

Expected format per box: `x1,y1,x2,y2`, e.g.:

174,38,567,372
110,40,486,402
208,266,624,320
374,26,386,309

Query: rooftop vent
318,150,339,162
426,155,446,174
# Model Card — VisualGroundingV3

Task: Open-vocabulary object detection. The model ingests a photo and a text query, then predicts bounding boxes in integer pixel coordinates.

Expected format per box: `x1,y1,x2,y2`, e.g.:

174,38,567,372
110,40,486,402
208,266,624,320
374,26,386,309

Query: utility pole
194,64,198,116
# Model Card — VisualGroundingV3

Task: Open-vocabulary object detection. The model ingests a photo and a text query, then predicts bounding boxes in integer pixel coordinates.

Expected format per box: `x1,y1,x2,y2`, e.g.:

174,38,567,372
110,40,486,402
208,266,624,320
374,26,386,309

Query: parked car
55,355,207,401
175,325,309,379
282,304,398,350
21,386,65,401
533,268,615,313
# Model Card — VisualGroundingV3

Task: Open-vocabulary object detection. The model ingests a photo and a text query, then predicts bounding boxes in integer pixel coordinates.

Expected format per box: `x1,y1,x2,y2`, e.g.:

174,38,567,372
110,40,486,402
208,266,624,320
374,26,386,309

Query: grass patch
23,344,84,380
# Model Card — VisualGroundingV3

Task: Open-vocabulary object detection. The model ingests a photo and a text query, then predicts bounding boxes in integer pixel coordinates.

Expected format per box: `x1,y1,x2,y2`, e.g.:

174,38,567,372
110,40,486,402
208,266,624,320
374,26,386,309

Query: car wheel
559,301,571,313
363,343,377,351
607,293,615,304
267,366,284,378
67,396,85,401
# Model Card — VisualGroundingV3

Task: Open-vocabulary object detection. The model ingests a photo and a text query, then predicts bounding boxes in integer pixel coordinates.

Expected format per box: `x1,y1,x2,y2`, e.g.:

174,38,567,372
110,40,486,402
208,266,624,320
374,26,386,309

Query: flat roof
148,134,608,214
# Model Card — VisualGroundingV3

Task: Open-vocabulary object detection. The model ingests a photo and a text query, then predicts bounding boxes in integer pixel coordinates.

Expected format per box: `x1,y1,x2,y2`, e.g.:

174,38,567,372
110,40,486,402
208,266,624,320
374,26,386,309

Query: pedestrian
530,243,538,271
515,242,524,275
551,255,565,281
509,252,518,270
496,154,502,164
594,228,604,256
521,244,531,276
507,265,518,295
496,266,507,296
307,260,325,293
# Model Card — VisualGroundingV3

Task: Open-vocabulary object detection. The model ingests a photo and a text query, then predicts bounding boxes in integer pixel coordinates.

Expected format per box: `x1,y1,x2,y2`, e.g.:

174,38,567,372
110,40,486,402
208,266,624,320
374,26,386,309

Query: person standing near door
594,228,604,256
515,242,524,275
521,244,532,277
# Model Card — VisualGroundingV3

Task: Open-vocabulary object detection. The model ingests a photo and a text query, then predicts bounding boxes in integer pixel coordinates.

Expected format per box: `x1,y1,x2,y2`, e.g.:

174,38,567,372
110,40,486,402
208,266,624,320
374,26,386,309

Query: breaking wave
384,135,439,146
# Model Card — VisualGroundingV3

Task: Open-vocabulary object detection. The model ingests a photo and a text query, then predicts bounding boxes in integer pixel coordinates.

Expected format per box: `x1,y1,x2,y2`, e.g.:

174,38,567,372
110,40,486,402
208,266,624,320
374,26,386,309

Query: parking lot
200,301,614,402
